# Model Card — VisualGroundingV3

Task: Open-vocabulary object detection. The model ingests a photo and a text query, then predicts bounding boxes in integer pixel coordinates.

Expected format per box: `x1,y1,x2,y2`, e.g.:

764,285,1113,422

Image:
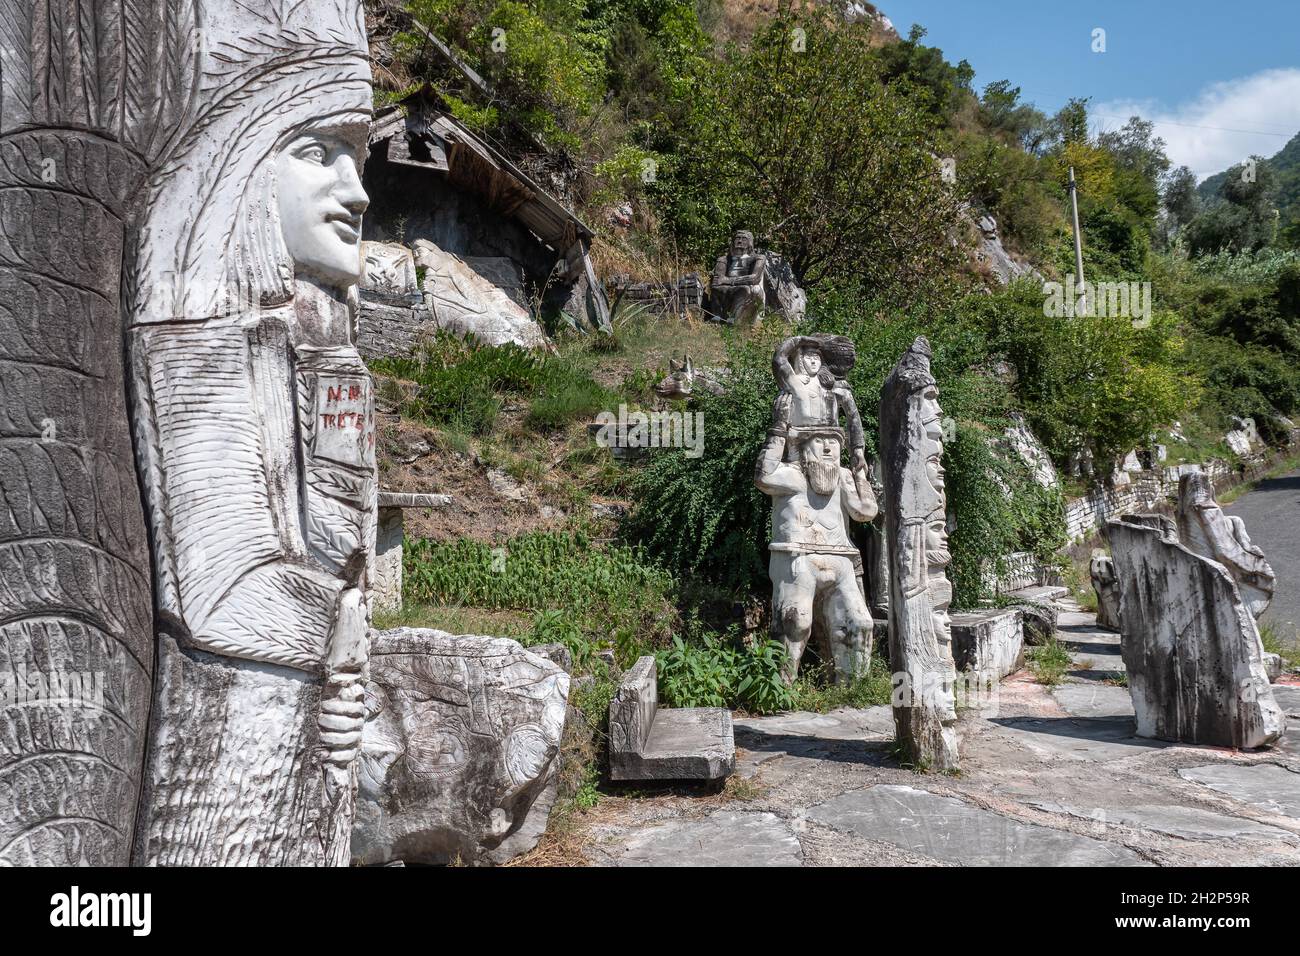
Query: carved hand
320,587,369,766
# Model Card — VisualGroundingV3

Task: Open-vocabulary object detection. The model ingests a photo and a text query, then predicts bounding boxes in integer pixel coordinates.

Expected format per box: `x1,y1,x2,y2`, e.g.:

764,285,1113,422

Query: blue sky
879,0,1300,179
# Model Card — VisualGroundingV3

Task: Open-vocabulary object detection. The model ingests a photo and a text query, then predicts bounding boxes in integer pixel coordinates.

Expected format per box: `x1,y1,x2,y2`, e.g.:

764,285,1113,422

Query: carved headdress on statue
130,0,372,322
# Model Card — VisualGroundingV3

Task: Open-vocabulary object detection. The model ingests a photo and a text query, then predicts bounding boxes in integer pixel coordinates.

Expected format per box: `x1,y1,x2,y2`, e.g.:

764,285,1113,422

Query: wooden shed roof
370,103,594,253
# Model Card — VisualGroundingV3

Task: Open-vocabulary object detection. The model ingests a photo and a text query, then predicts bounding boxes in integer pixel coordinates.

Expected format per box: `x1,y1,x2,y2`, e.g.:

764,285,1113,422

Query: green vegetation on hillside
373,2,1300,766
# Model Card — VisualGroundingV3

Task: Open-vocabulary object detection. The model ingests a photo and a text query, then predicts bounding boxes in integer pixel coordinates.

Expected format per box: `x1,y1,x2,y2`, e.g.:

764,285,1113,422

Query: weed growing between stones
1027,638,1073,685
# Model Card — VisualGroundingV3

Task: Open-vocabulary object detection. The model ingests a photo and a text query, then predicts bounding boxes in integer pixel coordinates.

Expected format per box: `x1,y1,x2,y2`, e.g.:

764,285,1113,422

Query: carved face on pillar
275,124,370,290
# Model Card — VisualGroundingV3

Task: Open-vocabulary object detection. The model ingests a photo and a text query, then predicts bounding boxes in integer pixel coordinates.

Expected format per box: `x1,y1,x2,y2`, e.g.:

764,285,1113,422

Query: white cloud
1094,68,1300,182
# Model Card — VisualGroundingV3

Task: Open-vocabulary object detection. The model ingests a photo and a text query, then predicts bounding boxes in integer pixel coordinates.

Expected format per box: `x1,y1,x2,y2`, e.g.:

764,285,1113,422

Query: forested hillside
363,0,1300,739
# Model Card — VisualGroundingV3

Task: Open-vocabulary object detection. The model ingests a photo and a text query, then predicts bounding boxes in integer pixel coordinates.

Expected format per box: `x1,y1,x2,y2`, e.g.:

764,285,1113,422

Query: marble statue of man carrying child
755,335,876,683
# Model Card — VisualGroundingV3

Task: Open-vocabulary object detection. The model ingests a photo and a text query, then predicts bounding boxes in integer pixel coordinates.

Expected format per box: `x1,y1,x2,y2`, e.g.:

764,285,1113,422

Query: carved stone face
802,435,841,496
799,347,823,378
730,231,754,257
276,128,370,288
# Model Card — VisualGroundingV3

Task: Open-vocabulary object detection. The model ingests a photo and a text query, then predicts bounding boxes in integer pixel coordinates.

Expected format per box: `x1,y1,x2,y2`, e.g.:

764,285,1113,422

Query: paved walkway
1226,469,1300,648
581,597,1300,867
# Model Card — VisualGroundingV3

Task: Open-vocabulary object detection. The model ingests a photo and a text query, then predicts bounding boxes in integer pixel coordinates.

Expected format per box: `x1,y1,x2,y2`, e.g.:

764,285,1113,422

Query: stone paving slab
1055,616,1126,677
1179,764,1300,820
734,706,894,741
1030,801,1299,844
1051,682,1134,718
805,785,1147,866
991,715,1167,761
592,810,802,866
1271,684,1300,717
732,707,894,779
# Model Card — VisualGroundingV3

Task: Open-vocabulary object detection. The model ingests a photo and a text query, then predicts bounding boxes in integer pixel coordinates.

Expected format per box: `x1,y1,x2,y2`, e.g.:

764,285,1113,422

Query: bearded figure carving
756,337,876,683
879,337,959,771
126,1,376,866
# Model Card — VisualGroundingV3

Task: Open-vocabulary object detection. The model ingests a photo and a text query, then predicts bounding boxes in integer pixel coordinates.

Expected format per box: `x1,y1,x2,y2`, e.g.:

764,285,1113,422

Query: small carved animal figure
655,354,696,399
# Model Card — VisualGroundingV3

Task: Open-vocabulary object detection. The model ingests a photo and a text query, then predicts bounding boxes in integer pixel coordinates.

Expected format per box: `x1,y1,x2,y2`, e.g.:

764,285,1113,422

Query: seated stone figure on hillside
755,422,878,685
710,229,767,324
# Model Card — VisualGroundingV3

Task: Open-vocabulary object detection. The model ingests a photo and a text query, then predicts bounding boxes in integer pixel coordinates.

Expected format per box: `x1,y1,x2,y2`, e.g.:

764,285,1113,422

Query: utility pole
1068,165,1087,316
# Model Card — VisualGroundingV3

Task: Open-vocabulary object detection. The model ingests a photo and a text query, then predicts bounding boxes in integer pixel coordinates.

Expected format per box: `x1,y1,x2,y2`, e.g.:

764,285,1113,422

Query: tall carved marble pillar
879,337,960,771
0,1,195,865
126,2,376,865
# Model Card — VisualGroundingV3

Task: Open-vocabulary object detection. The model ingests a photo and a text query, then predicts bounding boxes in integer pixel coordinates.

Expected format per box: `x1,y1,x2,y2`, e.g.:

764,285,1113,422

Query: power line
1091,113,1295,138
1009,86,1300,137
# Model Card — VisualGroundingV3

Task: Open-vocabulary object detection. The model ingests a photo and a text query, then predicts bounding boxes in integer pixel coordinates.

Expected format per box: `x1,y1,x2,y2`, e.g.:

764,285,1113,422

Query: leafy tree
978,284,1189,467
979,79,1050,152
874,24,975,121
1161,165,1200,238
1185,157,1279,255
662,12,963,295
1052,97,1090,146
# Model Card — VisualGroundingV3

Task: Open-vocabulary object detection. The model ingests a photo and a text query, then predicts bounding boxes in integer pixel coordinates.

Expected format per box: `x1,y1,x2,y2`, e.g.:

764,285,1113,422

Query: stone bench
609,657,735,782
951,608,1025,682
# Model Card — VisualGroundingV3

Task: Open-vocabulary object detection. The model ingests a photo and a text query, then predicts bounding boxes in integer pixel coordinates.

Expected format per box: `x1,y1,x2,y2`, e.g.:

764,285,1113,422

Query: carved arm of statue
833,383,867,463
712,253,734,287
772,335,802,387
754,431,804,496
842,460,879,523
713,252,765,288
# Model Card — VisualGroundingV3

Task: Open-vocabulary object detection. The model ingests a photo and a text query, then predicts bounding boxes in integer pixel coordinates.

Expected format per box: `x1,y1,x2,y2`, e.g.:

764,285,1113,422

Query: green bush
403,528,676,647
655,633,795,715
622,335,775,593
371,332,616,435
946,424,1066,606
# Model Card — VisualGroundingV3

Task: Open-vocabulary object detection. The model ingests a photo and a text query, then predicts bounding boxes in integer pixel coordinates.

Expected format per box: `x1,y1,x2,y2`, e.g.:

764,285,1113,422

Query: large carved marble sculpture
710,230,767,324
353,629,569,866
0,0,178,865
708,230,806,324
879,337,960,771
1177,471,1274,619
413,239,551,350
126,1,377,865
755,336,876,683
1107,517,1282,749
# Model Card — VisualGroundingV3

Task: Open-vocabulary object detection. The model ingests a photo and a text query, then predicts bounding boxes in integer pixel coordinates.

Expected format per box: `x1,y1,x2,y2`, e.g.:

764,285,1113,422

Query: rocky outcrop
353,628,570,866
1107,518,1283,749
972,212,1035,284
1001,412,1058,489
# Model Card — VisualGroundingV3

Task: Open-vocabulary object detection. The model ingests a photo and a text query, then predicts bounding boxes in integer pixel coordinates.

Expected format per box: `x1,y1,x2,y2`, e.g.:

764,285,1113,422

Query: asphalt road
1225,469,1300,650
